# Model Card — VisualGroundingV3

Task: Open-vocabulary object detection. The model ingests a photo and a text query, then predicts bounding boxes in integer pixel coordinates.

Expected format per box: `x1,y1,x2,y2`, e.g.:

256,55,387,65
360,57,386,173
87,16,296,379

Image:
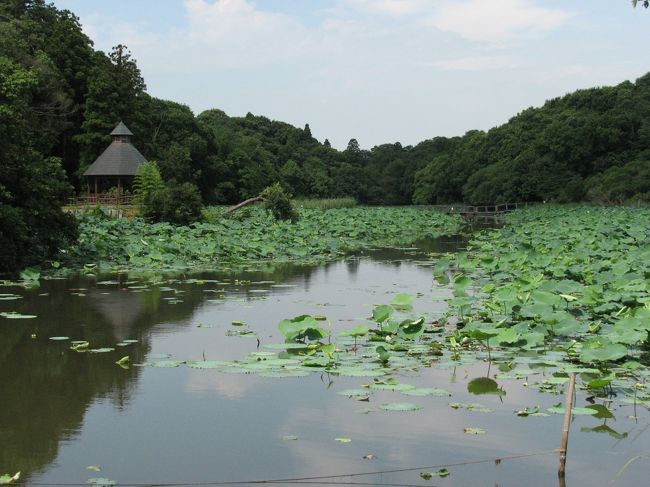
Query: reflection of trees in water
0,276,206,480
0,262,331,478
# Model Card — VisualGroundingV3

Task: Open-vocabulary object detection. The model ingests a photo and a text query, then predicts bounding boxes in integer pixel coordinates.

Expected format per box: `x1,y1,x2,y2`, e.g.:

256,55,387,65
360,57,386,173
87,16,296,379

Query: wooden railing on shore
67,194,135,207
430,202,532,222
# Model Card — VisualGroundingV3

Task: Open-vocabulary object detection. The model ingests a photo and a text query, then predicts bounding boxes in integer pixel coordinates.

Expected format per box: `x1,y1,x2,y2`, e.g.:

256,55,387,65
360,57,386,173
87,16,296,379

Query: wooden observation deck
432,202,531,223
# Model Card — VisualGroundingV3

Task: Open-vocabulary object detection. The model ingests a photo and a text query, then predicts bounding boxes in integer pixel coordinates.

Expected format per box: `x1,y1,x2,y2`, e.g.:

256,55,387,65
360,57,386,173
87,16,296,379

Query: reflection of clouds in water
185,370,262,400
272,363,568,482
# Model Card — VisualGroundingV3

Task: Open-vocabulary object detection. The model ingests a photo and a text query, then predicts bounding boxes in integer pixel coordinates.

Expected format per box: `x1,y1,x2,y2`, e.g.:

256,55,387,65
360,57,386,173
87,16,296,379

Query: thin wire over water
28,449,559,486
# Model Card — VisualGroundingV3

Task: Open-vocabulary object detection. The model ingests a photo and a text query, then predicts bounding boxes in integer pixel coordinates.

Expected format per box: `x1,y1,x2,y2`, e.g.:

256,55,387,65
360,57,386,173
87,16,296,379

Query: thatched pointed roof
83,122,147,177
110,121,134,137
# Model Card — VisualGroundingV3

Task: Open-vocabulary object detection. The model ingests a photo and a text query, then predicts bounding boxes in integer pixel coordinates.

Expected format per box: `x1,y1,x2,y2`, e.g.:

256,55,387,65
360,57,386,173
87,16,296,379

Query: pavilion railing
67,194,135,207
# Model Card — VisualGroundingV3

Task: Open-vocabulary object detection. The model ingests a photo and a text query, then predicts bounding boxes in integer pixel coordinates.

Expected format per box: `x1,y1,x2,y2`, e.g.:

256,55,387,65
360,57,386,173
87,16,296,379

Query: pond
1,239,648,487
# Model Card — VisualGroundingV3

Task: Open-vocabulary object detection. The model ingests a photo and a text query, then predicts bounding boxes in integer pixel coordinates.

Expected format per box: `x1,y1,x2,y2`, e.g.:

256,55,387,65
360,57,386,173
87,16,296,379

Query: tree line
1,0,648,271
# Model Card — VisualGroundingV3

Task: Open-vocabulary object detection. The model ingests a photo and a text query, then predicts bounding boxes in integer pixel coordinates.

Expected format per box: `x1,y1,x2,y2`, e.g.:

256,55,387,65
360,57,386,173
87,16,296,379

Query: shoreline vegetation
63,206,464,272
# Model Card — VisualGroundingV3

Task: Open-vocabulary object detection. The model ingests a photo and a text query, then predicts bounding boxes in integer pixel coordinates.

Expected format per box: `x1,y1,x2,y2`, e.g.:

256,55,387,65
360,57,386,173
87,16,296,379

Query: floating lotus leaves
187,360,232,369
88,347,115,353
463,427,486,435
263,343,310,350
0,312,36,319
332,367,386,377
547,403,599,415
369,381,415,392
259,370,311,378
579,338,628,363
379,402,422,412
337,389,372,398
449,402,492,413
467,377,506,396
86,478,116,486
401,387,452,397
466,326,500,342
148,360,185,367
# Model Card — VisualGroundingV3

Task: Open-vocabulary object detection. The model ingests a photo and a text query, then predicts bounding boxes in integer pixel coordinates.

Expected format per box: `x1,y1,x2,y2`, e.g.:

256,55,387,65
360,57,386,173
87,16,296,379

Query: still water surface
1,242,648,487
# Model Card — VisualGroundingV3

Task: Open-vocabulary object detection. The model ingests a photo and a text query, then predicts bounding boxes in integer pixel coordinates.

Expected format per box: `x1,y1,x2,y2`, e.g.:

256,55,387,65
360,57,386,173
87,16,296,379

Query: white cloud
430,55,519,71
179,0,308,66
342,0,428,16
429,0,573,43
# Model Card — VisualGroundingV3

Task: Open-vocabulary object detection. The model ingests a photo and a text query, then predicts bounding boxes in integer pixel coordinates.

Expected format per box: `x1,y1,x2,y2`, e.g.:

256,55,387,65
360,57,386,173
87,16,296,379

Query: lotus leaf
279,315,329,342
379,402,422,411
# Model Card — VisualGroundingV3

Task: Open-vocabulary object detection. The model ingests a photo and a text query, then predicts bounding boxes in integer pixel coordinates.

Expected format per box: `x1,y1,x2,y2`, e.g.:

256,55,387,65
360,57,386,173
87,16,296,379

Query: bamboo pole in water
558,372,577,478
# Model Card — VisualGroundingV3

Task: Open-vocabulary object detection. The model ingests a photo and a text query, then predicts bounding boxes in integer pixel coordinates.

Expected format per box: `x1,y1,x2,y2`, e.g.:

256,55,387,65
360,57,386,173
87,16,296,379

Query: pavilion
84,121,147,197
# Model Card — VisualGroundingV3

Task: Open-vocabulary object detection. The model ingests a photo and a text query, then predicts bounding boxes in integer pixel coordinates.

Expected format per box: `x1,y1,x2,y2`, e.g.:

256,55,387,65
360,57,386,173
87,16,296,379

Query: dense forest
1,0,649,270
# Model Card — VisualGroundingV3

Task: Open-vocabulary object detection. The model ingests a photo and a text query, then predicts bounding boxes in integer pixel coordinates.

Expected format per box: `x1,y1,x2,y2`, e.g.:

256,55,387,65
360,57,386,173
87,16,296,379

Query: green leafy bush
162,181,203,226
262,183,298,222
134,162,203,225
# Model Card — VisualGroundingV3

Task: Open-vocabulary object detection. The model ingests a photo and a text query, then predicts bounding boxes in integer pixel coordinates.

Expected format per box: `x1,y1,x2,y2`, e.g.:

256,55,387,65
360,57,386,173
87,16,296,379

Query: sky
51,0,649,149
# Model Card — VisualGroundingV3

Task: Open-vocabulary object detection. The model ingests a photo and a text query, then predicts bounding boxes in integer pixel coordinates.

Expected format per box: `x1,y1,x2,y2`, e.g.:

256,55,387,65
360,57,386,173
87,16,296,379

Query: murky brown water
1,243,648,487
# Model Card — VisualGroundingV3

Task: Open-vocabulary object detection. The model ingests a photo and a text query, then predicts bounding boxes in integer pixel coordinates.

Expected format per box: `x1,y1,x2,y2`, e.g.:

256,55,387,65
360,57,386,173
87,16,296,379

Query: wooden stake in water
558,372,577,478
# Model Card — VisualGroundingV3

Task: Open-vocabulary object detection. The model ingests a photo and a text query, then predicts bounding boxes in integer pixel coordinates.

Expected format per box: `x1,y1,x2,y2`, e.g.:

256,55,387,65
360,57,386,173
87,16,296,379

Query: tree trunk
224,195,265,214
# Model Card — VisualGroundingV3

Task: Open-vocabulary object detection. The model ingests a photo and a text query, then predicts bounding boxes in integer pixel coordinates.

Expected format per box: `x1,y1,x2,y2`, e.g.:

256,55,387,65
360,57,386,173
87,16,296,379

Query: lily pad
467,377,506,396
148,360,185,367
0,312,36,319
187,361,231,369
379,402,422,412
86,478,116,486
89,348,115,353
369,382,415,392
401,387,452,397
463,427,486,435
337,389,371,397
547,404,599,415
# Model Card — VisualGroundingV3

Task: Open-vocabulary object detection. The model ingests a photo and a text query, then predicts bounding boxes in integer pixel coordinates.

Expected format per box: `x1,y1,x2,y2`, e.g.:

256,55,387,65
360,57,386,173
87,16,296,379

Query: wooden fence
430,202,532,222
67,194,135,207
